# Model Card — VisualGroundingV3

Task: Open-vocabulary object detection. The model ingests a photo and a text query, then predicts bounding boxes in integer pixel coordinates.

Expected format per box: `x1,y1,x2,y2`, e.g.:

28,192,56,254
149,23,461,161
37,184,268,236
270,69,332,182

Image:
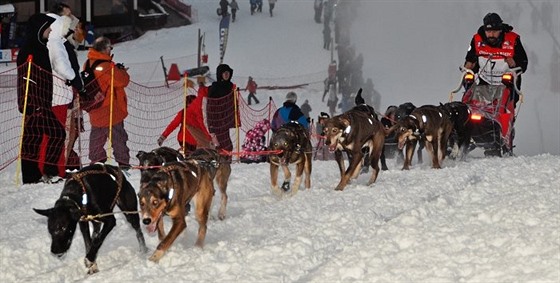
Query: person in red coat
158,84,215,154
245,76,259,105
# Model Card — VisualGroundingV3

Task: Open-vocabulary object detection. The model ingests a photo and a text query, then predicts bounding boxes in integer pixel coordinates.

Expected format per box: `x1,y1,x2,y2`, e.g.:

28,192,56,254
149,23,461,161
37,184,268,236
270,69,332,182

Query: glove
70,76,84,91
78,87,87,98
157,135,166,146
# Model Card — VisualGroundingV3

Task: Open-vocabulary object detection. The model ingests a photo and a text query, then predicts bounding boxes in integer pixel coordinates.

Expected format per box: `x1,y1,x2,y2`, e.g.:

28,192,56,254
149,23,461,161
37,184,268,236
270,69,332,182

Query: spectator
326,83,338,117
241,119,270,163
313,112,330,161
268,0,277,17
16,13,66,184
314,0,323,23
220,0,229,18
300,99,312,119
85,36,131,168
230,0,239,22
47,10,84,176
245,76,259,105
250,0,257,15
323,23,331,50
206,64,239,156
363,78,381,111
271,92,309,132
158,95,214,155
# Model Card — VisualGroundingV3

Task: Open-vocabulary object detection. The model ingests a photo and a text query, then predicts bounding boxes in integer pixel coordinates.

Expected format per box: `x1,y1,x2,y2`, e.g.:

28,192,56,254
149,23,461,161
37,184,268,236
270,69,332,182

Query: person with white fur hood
46,4,85,175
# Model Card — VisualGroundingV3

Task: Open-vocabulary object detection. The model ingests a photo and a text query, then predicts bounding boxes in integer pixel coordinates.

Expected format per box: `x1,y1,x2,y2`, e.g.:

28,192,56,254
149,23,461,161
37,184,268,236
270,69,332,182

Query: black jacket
17,13,56,113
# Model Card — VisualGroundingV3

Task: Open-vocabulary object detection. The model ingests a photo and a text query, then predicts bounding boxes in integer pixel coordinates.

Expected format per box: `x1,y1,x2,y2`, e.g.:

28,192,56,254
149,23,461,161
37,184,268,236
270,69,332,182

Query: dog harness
158,163,199,214
70,165,124,219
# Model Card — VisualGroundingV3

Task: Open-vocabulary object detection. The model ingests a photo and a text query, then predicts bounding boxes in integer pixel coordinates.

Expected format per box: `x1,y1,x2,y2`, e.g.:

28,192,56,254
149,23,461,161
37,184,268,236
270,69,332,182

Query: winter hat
216,64,233,81
483,13,503,31
286,91,297,103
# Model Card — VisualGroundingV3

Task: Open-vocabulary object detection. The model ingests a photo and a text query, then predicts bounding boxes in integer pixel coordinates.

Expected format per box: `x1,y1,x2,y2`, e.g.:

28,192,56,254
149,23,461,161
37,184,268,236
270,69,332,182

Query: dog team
34,88,470,274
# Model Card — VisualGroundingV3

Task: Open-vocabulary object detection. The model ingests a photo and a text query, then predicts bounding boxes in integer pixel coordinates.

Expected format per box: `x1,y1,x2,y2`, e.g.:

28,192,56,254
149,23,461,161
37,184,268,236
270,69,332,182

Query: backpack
80,59,109,112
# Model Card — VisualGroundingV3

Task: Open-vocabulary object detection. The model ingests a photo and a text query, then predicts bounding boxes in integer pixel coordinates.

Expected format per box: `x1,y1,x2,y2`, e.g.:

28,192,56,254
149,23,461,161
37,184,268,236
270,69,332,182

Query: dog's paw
334,185,345,191
271,186,282,197
84,258,99,274
149,250,164,263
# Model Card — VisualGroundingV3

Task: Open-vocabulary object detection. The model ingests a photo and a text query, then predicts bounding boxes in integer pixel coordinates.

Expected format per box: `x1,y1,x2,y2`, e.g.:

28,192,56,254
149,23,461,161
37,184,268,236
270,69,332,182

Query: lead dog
138,161,214,262
34,164,147,274
323,109,386,191
393,105,454,169
269,122,312,196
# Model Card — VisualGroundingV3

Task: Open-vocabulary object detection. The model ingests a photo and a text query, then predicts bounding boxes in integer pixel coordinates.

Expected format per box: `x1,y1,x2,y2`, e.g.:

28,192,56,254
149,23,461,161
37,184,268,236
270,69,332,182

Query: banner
219,14,230,64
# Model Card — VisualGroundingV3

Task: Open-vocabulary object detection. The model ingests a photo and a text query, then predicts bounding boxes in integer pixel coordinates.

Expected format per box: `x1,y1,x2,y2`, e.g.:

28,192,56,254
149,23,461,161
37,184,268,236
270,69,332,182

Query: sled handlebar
508,67,523,95
449,67,475,101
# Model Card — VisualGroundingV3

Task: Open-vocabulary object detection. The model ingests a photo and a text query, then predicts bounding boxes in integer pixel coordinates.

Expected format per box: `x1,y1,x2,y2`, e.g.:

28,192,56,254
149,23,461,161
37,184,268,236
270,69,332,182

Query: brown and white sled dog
268,122,312,197
137,160,214,262
185,148,231,220
393,105,454,169
323,109,386,191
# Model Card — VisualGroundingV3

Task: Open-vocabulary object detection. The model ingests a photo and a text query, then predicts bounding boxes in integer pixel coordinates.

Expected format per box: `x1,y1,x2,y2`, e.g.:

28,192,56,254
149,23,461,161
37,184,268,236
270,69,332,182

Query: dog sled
451,66,523,157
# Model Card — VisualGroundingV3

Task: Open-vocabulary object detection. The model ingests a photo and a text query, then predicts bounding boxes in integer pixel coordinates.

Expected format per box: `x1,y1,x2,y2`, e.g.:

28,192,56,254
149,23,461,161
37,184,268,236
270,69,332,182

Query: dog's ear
136,151,147,160
69,206,82,222
33,208,53,217
341,117,351,128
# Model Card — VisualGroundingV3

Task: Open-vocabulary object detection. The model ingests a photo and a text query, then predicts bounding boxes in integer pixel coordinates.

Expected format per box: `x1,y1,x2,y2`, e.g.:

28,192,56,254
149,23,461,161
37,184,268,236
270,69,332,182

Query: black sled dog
34,164,147,274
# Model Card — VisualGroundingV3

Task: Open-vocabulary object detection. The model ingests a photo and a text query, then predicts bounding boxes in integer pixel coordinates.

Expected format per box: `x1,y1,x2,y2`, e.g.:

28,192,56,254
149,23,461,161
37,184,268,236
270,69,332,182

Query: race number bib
478,57,509,85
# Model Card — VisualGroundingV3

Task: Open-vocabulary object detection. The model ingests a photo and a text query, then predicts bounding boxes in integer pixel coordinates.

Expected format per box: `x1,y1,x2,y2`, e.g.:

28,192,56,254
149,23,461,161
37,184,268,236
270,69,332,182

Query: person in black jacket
206,64,238,155
219,0,229,17
16,13,66,184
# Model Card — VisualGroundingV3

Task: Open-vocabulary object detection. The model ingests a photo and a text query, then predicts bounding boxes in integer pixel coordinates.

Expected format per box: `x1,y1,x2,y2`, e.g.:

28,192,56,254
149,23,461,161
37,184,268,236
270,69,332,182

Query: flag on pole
219,14,230,64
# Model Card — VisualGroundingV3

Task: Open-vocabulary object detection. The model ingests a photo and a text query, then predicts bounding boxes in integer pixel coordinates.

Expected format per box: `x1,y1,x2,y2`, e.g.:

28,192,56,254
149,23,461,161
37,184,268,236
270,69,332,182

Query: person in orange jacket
85,36,131,167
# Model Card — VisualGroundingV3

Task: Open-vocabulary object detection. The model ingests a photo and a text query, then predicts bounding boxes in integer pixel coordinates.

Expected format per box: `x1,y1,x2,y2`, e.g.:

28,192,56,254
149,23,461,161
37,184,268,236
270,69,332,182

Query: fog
348,0,559,156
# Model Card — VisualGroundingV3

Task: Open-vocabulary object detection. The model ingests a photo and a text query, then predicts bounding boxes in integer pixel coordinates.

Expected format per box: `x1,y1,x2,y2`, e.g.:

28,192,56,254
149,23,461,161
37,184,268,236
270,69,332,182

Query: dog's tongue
398,140,405,150
146,222,157,234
